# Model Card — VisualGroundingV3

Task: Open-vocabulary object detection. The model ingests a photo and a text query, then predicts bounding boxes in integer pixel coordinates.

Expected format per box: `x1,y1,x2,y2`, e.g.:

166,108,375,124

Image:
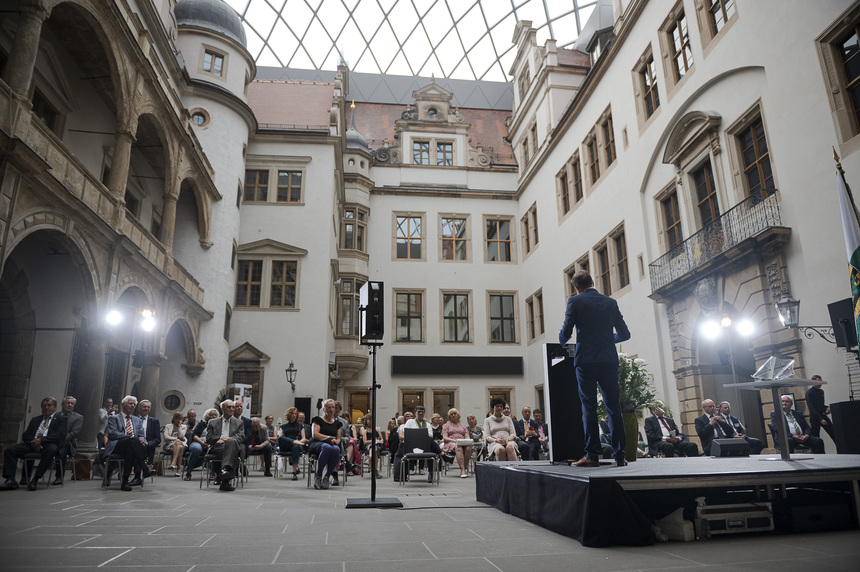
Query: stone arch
176,175,212,246
164,315,199,366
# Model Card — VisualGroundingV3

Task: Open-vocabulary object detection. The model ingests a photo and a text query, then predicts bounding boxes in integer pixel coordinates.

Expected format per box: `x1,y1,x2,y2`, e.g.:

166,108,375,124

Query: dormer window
203,49,224,76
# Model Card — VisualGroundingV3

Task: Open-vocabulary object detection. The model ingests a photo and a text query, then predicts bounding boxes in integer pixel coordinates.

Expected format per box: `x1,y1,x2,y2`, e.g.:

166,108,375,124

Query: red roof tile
247,80,334,130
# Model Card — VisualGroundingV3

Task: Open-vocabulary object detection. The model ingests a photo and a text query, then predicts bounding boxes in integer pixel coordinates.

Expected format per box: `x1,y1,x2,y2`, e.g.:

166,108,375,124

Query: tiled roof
247,80,334,130
557,48,591,68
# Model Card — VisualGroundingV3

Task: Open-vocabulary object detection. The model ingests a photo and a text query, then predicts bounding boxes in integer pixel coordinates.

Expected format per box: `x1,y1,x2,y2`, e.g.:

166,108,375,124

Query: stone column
137,353,164,418
1,1,51,96
160,183,179,251
76,327,109,454
105,131,135,201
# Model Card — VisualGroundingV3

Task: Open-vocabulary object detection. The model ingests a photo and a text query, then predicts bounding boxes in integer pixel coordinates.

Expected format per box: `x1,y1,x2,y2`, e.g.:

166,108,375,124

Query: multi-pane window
586,136,600,183
641,56,660,117
596,245,611,295
236,260,263,307
571,158,584,202
530,124,539,155
270,261,297,308
614,232,629,289
693,161,720,226
840,29,860,131
244,170,268,201
489,294,516,343
522,203,539,255
738,118,774,198
395,292,423,342
203,49,224,76
413,140,430,165
124,191,140,219
437,142,453,166
441,217,467,260
342,207,367,251
662,191,683,252
396,216,422,259
559,171,570,214
443,293,470,342
276,170,302,202
486,219,512,262
338,278,363,337
670,11,693,80
401,391,424,416
31,89,58,131
522,138,531,165
602,115,616,167
709,0,735,35
434,391,455,416
518,69,530,100
526,290,545,340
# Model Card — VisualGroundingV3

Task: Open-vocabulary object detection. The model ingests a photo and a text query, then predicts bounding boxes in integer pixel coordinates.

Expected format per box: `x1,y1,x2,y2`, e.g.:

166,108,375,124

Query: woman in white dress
483,397,518,461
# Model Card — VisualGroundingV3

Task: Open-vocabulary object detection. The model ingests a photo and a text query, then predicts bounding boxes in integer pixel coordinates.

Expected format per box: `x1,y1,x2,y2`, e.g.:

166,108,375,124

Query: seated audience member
719,401,763,454
97,398,113,451
104,395,152,491
514,406,540,460
644,403,699,457
466,414,482,441
386,418,401,467
431,413,444,443
184,410,197,433
442,408,471,478
310,399,342,489
264,415,278,448
533,409,549,454
54,395,83,485
334,402,359,481
695,399,736,456
247,417,273,477
484,398,519,461
771,395,825,454
359,414,384,478
806,375,835,440
184,408,218,480
232,401,253,457
598,418,614,459
401,405,443,482
278,407,309,480
161,412,187,476
0,397,67,491
206,400,245,491
137,400,161,467
297,411,311,444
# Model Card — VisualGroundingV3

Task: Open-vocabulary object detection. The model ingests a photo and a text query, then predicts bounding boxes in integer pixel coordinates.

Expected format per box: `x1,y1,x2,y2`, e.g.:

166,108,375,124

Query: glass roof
224,0,597,81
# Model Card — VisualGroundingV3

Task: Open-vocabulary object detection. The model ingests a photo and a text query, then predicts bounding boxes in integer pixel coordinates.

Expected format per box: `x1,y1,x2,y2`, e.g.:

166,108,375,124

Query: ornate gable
237,238,308,257
229,342,270,363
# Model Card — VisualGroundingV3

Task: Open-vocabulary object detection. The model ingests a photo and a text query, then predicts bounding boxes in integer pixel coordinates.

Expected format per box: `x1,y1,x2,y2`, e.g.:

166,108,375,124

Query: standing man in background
806,375,835,441
559,271,631,468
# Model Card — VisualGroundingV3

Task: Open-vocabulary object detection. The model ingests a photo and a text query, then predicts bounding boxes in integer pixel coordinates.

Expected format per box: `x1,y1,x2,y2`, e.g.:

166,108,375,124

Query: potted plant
599,353,660,462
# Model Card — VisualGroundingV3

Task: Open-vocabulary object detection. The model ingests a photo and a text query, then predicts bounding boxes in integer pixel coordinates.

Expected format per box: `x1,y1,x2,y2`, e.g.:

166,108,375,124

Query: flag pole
835,147,860,226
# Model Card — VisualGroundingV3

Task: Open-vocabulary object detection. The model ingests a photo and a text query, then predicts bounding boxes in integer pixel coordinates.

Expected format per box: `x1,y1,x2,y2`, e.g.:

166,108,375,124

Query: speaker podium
543,343,584,463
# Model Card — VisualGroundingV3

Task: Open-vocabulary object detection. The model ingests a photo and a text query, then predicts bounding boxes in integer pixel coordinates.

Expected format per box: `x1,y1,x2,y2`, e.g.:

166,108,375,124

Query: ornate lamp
285,361,297,391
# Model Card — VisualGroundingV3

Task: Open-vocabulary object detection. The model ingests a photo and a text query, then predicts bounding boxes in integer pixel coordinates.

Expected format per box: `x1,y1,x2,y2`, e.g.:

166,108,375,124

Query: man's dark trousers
577,361,625,461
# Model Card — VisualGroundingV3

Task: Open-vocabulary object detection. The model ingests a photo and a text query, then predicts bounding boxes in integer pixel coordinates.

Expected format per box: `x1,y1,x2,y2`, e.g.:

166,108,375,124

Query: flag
836,167,860,346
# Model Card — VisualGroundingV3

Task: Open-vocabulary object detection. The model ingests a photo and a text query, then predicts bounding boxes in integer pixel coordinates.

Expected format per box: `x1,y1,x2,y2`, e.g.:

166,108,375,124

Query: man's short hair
533,408,542,416
41,397,58,407
63,396,76,404
220,399,234,410
718,401,730,408
701,399,714,408
414,404,425,412
251,417,260,424
139,399,151,406
121,395,137,405
811,374,822,381
572,270,594,292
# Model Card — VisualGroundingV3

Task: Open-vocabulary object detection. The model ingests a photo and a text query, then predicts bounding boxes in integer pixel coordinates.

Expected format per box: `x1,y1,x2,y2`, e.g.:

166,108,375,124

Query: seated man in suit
644,403,699,457
514,406,540,460
247,417,273,477
771,395,825,454
0,397,67,491
53,395,84,485
206,400,245,491
598,418,614,459
232,400,253,473
183,408,218,481
104,395,152,491
695,399,736,456
137,400,161,467
719,401,763,455
532,408,549,454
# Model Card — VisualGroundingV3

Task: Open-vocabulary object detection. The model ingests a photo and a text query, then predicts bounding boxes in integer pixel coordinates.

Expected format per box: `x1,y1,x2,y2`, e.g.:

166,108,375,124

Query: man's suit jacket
644,415,686,447
140,416,162,450
248,426,271,449
770,408,812,438
104,413,143,456
60,412,84,457
805,386,830,422
695,413,736,455
559,288,630,364
723,415,747,436
236,415,253,446
21,413,67,447
514,419,537,441
205,416,245,447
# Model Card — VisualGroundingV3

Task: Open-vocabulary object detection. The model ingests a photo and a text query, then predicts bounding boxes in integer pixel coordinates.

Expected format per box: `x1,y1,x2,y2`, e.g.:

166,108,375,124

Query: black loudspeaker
712,438,751,457
132,350,145,367
827,298,856,348
830,401,860,454
360,281,384,344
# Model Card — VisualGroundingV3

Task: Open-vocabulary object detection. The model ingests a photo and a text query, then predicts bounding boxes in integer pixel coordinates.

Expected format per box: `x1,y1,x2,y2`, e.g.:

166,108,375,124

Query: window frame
439,214,471,262
341,205,369,252
336,276,365,339
201,46,227,78
441,289,473,344
393,212,426,261
243,159,309,205
234,240,306,311
694,0,738,55
483,216,516,263
487,291,519,344
393,289,425,344
525,288,545,342
521,203,539,257
816,3,860,153
275,170,303,203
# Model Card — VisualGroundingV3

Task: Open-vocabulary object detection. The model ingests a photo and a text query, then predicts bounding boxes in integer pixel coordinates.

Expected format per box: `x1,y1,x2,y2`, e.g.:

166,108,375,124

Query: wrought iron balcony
649,190,783,293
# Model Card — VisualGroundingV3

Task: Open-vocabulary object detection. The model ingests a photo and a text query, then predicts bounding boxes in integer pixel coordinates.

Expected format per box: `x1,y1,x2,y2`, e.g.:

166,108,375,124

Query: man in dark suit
0,397,67,490
206,400,245,491
104,395,152,491
137,399,161,466
806,375,835,440
559,270,631,467
644,405,699,457
532,409,549,454
695,399,736,456
719,401,763,454
771,395,824,454
514,406,540,460
53,396,84,485
248,417,273,476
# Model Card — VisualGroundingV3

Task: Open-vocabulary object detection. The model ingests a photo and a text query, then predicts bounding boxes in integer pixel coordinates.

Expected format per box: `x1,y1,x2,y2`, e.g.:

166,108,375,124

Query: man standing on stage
806,375,835,440
559,270,631,467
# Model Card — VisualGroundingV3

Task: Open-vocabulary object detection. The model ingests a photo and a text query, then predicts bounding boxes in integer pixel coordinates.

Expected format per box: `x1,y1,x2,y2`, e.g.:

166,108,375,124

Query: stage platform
475,455,860,547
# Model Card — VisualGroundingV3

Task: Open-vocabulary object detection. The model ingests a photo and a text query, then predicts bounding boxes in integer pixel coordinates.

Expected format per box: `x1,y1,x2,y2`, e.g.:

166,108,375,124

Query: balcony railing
649,190,782,292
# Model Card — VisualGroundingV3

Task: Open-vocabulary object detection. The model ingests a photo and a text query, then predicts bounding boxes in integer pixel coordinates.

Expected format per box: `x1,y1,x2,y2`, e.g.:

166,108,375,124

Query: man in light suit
206,400,245,491
771,395,824,454
719,401,763,455
53,396,84,485
0,397,67,491
104,395,152,491
644,404,699,457
137,400,161,466
560,271,631,467
695,399,736,456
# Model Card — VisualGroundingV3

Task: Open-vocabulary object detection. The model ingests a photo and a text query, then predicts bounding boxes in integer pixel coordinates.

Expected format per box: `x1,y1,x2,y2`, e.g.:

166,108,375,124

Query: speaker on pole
360,281,384,345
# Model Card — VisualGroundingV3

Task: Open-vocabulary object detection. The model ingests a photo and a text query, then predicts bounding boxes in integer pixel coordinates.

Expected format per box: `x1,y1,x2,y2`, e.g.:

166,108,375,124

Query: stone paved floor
0,465,858,571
